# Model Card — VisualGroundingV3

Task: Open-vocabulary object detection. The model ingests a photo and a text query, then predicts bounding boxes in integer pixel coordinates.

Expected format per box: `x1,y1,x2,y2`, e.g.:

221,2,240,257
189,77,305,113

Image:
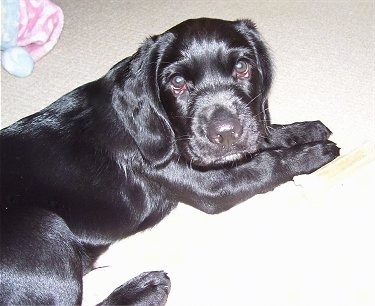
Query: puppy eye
170,75,187,95
234,60,251,80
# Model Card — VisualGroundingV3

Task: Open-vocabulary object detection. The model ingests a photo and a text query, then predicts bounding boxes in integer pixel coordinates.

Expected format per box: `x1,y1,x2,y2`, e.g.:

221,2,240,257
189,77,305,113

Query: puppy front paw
264,121,334,150
307,120,332,141
293,140,340,175
98,271,171,306
286,120,333,146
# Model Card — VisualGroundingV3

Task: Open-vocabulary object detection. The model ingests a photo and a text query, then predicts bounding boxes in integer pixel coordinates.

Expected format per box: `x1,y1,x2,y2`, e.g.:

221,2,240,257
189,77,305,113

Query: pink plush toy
1,0,64,77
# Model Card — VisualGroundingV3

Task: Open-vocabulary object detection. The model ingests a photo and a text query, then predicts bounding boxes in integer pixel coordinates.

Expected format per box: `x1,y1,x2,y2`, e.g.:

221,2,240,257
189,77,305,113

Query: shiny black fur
0,18,339,305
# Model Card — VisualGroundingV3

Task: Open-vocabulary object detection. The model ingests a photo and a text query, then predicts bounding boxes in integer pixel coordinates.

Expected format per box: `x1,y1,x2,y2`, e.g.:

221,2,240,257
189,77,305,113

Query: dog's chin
213,152,246,165
181,138,261,168
189,151,249,168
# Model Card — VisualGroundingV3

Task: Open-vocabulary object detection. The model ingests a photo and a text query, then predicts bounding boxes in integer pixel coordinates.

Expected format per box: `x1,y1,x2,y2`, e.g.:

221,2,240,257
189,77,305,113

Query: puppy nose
207,118,243,148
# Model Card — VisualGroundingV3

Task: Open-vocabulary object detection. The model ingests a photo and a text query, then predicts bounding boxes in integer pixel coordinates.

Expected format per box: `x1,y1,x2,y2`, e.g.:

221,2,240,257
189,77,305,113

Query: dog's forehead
165,22,251,63
169,18,237,36
179,39,232,60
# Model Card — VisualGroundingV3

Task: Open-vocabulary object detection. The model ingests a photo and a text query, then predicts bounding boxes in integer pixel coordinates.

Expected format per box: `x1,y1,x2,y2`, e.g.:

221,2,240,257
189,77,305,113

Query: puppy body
0,18,339,305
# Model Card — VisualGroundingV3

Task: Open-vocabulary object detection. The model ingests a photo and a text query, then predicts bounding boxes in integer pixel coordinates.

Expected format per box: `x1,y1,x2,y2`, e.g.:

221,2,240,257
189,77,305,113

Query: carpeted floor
1,1,374,305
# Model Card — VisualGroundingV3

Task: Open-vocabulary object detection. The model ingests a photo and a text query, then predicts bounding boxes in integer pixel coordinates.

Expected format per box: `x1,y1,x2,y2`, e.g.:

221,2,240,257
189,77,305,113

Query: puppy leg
0,207,83,305
97,271,171,306
263,121,333,149
164,140,339,214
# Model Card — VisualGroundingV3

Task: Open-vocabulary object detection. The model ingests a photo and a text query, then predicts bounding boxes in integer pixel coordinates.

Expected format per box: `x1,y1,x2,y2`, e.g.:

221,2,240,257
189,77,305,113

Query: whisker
253,107,270,118
245,92,263,107
172,115,195,120
169,135,193,146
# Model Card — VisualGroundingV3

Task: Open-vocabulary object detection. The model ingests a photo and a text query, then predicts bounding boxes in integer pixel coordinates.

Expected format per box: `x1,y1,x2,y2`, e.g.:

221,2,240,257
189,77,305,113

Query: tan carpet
1,1,374,305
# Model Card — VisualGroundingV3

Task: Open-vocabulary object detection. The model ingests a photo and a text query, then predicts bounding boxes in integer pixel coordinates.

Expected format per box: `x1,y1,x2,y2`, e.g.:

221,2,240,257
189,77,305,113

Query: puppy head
158,18,273,167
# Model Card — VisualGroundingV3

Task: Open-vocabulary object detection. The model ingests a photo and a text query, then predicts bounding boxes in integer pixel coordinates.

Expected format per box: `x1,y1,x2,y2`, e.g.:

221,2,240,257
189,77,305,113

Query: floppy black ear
235,19,273,126
106,34,176,166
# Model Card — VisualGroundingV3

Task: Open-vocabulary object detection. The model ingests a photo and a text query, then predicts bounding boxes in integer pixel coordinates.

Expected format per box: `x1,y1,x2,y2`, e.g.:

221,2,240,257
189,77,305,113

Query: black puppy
0,18,339,305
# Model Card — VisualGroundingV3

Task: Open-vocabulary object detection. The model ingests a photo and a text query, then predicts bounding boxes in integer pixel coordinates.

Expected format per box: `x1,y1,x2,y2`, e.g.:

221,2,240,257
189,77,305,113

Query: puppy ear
235,19,273,126
106,35,176,166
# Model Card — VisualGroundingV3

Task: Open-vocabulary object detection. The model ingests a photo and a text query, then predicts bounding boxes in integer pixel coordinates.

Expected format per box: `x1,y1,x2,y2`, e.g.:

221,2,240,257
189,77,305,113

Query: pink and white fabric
18,0,64,62
1,0,63,77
